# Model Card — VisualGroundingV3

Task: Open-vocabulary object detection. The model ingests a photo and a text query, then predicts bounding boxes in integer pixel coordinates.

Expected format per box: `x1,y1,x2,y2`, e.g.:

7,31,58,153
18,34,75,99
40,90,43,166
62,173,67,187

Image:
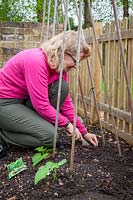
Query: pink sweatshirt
0,48,87,135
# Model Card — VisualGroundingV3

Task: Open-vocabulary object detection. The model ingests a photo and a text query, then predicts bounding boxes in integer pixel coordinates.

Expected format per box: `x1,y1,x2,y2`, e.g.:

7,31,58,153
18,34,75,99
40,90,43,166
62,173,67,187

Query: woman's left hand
83,133,98,147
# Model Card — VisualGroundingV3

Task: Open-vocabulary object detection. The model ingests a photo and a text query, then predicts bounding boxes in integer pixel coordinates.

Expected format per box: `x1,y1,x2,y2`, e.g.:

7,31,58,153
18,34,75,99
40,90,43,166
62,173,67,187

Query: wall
0,21,44,67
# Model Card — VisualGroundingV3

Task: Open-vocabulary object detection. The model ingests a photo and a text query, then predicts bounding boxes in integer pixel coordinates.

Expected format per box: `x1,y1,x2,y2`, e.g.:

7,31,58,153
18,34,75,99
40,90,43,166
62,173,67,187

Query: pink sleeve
60,94,87,135
24,56,68,126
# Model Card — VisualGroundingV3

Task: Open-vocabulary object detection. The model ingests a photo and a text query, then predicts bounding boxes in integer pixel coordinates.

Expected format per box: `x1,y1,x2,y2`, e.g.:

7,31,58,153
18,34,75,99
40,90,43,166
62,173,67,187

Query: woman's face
63,52,84,72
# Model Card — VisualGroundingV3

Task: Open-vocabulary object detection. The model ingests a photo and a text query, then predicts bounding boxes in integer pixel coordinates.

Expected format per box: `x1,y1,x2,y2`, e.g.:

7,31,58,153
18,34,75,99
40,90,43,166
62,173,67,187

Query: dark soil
0,127,133,200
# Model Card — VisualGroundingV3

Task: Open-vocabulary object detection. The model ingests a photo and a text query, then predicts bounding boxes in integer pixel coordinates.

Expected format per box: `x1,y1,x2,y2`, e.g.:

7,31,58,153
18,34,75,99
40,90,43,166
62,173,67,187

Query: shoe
0,144,7,159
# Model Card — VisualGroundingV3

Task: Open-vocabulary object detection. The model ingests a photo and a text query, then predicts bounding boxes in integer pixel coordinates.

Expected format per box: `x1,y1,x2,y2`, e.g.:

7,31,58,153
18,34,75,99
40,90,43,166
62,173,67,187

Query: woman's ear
82,45,91,58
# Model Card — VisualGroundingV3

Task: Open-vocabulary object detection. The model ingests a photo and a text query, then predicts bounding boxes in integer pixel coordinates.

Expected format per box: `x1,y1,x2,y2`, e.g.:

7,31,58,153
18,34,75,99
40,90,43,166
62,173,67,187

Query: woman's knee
40,126,58,145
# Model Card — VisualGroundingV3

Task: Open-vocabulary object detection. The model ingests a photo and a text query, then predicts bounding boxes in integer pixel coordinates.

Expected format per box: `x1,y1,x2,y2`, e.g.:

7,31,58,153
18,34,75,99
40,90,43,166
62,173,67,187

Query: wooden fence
69,17,133,145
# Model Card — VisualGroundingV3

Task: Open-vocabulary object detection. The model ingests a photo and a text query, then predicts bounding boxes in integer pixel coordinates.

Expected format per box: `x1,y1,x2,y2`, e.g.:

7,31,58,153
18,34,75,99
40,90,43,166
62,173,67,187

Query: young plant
34,159,67,185
32,146,52,167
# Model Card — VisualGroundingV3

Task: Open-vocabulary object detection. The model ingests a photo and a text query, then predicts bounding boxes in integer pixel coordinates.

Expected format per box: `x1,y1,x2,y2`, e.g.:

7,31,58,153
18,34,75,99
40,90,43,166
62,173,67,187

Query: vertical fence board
119,18,128,130
91,22,102,123
104,22,110,122
108,21,115,124
114,40,120,127
129,16,133,135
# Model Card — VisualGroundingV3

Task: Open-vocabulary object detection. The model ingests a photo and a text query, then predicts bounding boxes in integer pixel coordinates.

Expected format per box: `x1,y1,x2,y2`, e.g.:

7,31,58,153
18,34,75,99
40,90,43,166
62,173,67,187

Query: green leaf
35,146,47,154
32,152,49,167
34,159,67,185
58,159,67,166
32,147,53,166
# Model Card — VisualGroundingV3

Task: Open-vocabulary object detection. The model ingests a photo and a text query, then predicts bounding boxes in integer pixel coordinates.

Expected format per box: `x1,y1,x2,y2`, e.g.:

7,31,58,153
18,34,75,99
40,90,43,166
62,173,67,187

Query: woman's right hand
66,123,82,140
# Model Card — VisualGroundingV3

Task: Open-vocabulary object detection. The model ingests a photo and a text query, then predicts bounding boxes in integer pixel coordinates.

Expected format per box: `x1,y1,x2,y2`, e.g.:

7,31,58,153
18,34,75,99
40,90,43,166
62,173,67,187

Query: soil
0,127,133,200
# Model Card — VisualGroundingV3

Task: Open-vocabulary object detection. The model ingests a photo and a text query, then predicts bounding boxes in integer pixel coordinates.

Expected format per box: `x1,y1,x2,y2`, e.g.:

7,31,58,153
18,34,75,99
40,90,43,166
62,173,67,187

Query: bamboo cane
52,0,69,157
40,0,46,44
70,0,83,171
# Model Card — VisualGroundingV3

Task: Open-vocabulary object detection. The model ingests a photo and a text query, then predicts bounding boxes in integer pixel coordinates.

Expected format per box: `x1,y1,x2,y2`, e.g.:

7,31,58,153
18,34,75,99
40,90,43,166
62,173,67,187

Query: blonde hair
40,30,90,70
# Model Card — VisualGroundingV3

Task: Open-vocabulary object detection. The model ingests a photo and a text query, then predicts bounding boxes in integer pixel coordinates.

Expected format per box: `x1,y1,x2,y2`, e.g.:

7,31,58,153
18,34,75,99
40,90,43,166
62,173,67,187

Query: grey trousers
0,80,69,148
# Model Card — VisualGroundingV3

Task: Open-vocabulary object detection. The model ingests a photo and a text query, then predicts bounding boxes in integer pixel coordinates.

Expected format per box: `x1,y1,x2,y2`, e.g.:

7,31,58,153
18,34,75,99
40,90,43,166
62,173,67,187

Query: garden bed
0,127,133,200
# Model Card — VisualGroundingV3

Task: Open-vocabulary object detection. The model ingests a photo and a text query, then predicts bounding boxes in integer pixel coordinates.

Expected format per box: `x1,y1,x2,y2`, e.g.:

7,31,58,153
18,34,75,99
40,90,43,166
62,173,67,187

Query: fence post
91,22,102,124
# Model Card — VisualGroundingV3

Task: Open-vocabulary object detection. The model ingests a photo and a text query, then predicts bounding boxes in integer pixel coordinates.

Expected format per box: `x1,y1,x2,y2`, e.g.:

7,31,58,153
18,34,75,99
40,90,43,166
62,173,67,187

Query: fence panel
69,18,133,144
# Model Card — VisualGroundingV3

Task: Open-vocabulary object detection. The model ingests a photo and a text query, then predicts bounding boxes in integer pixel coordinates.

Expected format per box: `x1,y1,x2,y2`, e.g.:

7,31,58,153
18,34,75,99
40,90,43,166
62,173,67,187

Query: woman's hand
83,133,98,146
66,123,82,140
